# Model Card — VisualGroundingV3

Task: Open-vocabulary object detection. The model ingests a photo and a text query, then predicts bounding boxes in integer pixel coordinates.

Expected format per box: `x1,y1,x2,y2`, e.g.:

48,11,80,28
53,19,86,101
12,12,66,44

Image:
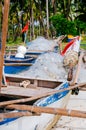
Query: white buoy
17,46,27,54
15,46,27,58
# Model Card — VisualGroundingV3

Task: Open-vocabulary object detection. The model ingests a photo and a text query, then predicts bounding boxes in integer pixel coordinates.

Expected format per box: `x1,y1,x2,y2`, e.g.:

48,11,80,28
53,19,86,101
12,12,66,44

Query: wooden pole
0,0,10,89
0,111,33,121
0,82,86,107
7,104,86,118
72,52,84,85
4,63,33,66
79,85,86,91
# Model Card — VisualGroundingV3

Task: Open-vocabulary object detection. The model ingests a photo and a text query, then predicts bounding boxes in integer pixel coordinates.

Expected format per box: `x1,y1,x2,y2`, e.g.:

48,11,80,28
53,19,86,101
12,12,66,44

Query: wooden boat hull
4,65,30,74
0,81,71,130
4,55,35,63
26,51,44,56
4,55,35,74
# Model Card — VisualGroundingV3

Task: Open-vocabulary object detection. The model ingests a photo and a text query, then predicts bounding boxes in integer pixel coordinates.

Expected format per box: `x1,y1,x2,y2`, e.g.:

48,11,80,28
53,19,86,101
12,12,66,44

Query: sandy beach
51,90,86,130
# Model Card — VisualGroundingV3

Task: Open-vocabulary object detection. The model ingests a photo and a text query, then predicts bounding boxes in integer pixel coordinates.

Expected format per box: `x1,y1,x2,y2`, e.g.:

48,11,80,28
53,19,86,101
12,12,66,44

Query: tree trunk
0,0,10,89
46,0,49,38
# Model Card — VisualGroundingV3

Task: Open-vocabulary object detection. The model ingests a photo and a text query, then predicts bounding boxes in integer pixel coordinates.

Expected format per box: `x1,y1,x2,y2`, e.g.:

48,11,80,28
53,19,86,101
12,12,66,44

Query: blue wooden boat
4,55,36,63
26,51,44,56
4,55,36,74
0,75,71,130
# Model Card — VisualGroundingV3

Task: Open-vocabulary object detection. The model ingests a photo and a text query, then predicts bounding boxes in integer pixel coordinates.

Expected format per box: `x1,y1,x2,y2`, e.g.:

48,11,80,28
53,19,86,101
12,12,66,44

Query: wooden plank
4,63,33,66
1,86,53,97
5,75,61,88
5,73,62,82
0,82,86,107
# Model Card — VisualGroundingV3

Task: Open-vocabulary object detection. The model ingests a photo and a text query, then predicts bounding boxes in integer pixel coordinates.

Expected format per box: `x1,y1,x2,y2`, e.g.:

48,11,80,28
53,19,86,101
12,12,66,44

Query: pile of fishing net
26,36,57,51
18,52,68,82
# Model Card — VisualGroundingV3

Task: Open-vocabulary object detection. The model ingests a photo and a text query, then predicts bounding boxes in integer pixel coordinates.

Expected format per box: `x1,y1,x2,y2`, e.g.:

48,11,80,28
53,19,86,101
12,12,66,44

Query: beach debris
63,50,78,67
20,80,30,88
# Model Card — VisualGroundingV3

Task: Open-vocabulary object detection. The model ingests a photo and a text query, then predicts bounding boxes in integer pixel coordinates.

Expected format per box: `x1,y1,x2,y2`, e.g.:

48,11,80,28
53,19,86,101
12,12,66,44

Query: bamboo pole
7,104,86,118
72,52,84,85
0,82,86,107
0,111,33,121
0,0,10,89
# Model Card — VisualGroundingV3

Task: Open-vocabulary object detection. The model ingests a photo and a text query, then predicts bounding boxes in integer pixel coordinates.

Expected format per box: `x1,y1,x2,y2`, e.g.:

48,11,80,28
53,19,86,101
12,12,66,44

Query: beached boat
4,55,36,74
26,50,45,57
0,74,71,130
1,1,84,130
4,55,35,63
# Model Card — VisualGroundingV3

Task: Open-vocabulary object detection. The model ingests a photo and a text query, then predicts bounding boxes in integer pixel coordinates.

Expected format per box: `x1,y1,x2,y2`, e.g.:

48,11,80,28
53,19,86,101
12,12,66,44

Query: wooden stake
0,82,86,107
0,0,10,89
72,52,84,85
7,104,86,118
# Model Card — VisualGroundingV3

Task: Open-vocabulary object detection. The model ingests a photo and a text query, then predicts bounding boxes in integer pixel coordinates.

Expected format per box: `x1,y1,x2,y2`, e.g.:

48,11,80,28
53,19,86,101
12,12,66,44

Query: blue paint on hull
35,82,69,107
4,55,35,74
4,66,29,74
0,118,18,125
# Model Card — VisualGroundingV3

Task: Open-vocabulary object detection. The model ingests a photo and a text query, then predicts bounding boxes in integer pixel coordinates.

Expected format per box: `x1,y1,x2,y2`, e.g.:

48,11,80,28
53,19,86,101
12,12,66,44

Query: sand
51,90,86,130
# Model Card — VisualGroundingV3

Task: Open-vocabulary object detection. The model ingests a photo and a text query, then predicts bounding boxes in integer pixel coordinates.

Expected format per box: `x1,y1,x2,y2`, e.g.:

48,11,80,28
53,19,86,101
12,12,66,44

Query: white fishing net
18,52,68,81
26,36,57,51
15,36,86,82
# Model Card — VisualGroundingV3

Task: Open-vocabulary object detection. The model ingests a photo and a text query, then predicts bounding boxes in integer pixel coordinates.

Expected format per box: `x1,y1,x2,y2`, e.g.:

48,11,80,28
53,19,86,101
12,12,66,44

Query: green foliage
75,20,86,34
4,0,86,45
50,14,77,36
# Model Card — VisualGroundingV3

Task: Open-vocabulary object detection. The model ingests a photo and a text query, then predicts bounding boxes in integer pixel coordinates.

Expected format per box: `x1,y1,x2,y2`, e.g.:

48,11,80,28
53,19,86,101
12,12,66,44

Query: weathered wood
79,88,86,91
7,104,86,118
4,63,33,66
0,111,33,121
79,85,86,91
72,52,84,84
0,0,10,88
0,82,86,107
67,66,73,81
5,75,61,88
1,86,53,97
2,72,7,86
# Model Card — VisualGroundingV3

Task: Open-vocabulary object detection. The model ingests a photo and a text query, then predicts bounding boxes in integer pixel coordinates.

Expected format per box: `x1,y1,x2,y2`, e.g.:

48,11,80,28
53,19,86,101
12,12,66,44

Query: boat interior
1,75,62,99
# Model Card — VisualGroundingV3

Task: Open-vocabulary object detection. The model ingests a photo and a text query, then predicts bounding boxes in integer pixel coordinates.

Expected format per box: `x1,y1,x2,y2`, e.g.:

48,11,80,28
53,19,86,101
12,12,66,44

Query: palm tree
46,0,49,38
